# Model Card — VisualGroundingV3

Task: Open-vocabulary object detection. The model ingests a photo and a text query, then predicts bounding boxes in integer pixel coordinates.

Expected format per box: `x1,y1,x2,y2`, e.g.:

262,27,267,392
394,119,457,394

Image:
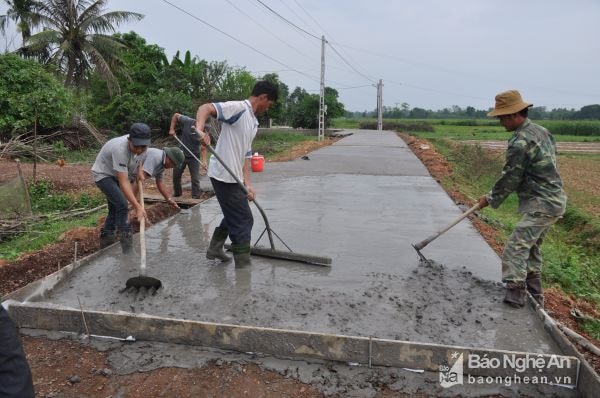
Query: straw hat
487,90,532,117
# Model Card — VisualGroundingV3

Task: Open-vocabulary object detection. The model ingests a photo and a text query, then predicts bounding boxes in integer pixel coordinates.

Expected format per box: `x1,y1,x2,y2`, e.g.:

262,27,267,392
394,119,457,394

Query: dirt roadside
400,132,600,375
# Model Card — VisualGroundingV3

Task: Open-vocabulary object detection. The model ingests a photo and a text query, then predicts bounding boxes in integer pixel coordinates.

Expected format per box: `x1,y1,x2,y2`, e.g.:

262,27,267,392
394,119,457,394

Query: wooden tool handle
139,178,146,276
413,203,480,251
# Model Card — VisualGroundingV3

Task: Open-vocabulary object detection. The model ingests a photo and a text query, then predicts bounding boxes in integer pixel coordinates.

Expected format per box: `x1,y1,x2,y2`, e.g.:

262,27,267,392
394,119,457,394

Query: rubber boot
232,243,251,268
503,282,526,308
99,228,117,249
119,227,133,254
526,271,544,306
206,227,231,262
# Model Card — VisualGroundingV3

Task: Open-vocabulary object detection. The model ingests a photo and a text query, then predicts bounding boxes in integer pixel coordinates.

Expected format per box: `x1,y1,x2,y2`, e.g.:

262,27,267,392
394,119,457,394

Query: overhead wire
254,0,320,40
254,0,377,86
159,0,320,84
329,41,600,99
223,0,316,64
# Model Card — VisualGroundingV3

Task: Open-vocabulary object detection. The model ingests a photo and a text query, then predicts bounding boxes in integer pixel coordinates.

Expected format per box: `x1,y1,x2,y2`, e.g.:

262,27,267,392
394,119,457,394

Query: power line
327,42,377,84
254,0,320,40
291,0,327,35
159,0,320,83
329,41,600,99
223,0,316,63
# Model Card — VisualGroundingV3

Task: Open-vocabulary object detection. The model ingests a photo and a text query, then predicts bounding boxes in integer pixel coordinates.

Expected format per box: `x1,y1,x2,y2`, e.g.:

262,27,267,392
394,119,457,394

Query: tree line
0,0,345,141
347,103,600,120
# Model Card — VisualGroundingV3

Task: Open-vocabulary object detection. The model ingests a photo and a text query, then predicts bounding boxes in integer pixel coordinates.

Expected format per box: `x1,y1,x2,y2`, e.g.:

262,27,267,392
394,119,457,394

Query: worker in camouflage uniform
478,90,567,308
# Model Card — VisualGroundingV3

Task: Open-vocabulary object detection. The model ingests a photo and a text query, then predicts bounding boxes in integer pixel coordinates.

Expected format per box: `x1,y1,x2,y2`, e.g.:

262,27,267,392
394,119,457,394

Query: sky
2,0,600,112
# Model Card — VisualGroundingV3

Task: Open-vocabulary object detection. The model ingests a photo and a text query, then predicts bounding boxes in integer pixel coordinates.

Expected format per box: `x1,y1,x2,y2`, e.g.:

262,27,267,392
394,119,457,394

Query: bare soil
268,136,341,162
400,132,600,375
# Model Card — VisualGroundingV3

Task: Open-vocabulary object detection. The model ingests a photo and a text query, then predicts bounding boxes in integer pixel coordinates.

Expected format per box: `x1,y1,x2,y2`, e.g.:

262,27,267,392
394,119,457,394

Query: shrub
0,54,73,137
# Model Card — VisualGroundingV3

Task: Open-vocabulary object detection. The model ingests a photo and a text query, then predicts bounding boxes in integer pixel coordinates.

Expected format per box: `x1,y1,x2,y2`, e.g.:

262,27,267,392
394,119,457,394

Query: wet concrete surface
32,130,560,353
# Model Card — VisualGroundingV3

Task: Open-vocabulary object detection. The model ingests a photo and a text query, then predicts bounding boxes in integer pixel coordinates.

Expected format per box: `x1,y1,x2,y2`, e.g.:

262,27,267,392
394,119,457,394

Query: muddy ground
1,134,598,397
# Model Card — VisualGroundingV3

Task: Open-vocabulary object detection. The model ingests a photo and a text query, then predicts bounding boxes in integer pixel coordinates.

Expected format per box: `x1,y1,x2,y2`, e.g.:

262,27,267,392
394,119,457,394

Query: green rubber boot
99,228,117,249
232,243,251,268
206,227,232,262
119,227,133,254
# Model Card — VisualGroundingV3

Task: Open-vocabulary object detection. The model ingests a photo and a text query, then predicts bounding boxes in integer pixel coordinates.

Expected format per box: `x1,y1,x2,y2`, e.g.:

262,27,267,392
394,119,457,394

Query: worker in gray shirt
92,123,151,253
169,112,206,199
132,147,185,210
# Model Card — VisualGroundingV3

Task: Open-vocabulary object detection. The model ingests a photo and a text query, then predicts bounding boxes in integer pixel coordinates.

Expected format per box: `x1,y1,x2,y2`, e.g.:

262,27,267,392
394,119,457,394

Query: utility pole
376,79,383,131
318,35,326,141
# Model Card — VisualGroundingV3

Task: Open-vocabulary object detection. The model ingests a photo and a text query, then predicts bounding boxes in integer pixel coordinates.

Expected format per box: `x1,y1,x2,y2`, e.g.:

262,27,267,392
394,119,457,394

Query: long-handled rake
173,134,332,266
412,203,481,262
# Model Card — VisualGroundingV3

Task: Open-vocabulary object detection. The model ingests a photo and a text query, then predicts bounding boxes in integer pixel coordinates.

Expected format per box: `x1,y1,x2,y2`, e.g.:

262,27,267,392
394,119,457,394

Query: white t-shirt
208,100,258,183
91,135,140,182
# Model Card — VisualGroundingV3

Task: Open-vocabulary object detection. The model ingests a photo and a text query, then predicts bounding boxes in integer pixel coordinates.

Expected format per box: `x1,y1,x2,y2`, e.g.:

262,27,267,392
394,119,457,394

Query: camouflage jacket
486,119,567,216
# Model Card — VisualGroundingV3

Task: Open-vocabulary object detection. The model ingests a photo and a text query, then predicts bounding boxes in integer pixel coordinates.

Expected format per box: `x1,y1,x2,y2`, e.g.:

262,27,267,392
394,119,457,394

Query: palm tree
0,0,40,46
21,0,142,94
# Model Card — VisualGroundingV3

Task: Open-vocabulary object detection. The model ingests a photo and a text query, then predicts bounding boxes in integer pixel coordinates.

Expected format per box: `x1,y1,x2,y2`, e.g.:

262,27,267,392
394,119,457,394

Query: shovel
125,178,162,291
412,203,481,261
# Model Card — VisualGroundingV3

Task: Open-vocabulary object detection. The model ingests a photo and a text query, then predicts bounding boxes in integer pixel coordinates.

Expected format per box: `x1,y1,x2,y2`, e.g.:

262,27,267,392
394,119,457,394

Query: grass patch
415,136,600,308
0,212,102,261
0,179,105,261
28,179,104,212
252,132,315,159
581,318,600,340
333,118,600,142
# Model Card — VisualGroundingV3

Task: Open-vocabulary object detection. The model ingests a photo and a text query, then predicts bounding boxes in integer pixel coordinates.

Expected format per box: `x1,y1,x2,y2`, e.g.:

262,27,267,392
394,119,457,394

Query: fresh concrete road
38,130,560,354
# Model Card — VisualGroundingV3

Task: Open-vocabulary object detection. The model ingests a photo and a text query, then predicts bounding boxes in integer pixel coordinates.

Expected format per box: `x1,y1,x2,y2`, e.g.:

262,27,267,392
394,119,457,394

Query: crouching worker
92,123,151,253
195,80,278,267
132,147,185,210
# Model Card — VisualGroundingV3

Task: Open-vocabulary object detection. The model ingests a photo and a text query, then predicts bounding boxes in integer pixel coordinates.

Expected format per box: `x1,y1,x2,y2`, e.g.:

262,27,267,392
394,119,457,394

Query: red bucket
251,153,264,172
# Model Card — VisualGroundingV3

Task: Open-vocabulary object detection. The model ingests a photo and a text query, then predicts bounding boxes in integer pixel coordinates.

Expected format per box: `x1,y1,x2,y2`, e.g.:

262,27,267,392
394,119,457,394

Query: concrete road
38,130,560,354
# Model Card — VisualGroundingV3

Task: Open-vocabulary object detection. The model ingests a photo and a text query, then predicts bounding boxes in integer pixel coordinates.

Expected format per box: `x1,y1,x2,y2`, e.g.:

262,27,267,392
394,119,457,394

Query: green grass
420,136,600,308
252,131,316,159
0,180,105,261
0,211,103,261
333,118,600,142
410,125,600,142
581,318,600,340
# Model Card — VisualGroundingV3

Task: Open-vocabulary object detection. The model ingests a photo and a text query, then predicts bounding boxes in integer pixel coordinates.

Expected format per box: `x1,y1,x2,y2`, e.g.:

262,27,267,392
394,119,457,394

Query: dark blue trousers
0,306,34,398
210,178,253,245
95,176,131,234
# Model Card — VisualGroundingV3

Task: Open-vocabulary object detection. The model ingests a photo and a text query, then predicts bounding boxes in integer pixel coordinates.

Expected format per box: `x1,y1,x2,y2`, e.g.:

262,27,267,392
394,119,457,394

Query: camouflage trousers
501,212,561,283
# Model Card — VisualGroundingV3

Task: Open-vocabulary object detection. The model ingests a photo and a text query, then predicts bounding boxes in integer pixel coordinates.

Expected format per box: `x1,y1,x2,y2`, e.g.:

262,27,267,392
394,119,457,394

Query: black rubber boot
526,272,544,306
206,227,232,262
119,227,133,254
99,228,117,249
503,282,526,308
232,243,251,268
